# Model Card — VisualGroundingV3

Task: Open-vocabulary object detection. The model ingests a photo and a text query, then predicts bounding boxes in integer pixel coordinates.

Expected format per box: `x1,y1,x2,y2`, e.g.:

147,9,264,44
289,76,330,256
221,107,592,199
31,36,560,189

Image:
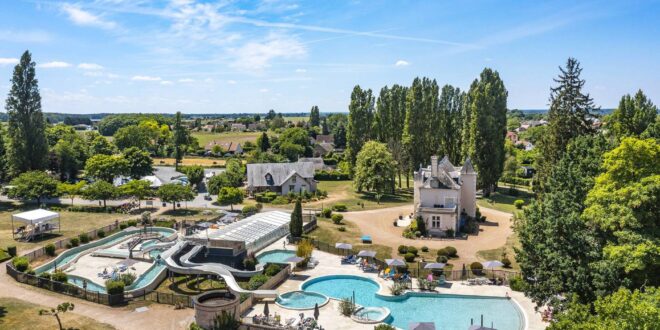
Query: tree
265,109,277,120
0,126,7,182
84,154,129,182
120,179,152,208
156,183,194,210
537,58,596,191
289,198,303,238
181,165,204,188
173,111,189,169
256,132,270,152
333,123,347,149
8,171,59,204
464,68,508,195
39,302,75,330
88,133,116,156
277,127,311,160
353,141,396,203
346,85,374,168
309,105,321,127
52,134,88,181
438,85,465,164
112,125,156,152
374,84,408,187
609,90,657,138
6,50,48,175
58,180,86,205
403,78,439,177
217,187,243,211
321,118,329,135
122,147,153,179
82,180,117,208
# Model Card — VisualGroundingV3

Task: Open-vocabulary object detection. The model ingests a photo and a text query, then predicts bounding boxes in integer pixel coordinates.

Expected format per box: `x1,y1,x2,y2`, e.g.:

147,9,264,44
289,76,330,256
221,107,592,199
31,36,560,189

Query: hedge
332,204,347,212
314,170,350,181
12,257,29,272
105,280,125,294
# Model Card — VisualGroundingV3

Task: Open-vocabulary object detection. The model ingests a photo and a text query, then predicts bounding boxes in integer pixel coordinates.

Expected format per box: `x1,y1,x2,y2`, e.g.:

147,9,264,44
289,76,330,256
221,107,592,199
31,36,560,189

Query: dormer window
265,173,274,185
292,175,297,183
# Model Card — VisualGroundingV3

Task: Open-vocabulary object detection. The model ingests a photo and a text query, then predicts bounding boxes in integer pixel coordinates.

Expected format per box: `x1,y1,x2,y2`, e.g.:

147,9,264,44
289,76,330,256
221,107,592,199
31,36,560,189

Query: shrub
389,283,406,296
265,264,282,277
332,204,347,212
12,257,29,272
255,203,263,211
45,244,57,256
271,196,289,205
321,208,332,218
119,223,128,230
243,256,257,271
407,246,418,256
436,255,448,263
437,248,449,257
501,257,512,268
247,274,269,290
414,231,422,237
404,252,415,262
26,268,36,275
509,276,525,292
127,220,138,227
120,272,136,286
39,272,52,280
421,246,429,252
242,205,258,215
514,199,525,209
470,262,483,275
79,233,90,244
331,213,343,224
446,229,455,237
7,246,17,257
51,270,68,283
105,280,125,295
338,226,346,232
65,243,72,249
397,245,408,254
339,297,357,316
69,237,80,247
444,246,458,258
374,324,396,330
97,230,106,238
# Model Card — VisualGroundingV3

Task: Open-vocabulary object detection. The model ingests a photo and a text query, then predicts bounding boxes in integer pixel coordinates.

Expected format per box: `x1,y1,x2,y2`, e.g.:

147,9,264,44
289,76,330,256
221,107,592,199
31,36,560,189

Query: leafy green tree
333,123,347,149
51,133,88,181
279,142,305,161
583,137,659,288
289,198,303,238
84,154,129,182
216,187,243,211
87,132,116,156
58,180,86,205
549,288,659,330
403,77,439,176
8,171,59,204
609,90,657,138
113,124,157,152
122,147,153,179
256,132,270,152
346,85,374,168
82,180,117,208
309,105,320,127
277,127,311,160
156,183,195,210
438,85,465,164
537,58,596,191
374,84,408,187
0,126,7,182
173,111,189,169
181,165,204,188
641,115,659,139
6,50,48,175
39,302,75,330
464,68,508,195
119,179,152,208
353,141,396,203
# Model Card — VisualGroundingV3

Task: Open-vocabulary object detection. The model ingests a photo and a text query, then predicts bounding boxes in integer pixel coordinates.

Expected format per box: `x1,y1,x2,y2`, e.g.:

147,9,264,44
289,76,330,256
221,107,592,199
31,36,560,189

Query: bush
314,170,350,181
514,199,525,209
97,230,106,238
338,226,346,232
65,243,72,249
509,276,525,292
7,246,17,257
470,262,483,275
247,274,269,290
265,264,282,277
339,297,357,316
39,272,52,280
421,246,429,252
79,233,90,244
444,246,458,258
69,237,80,247
255,191,279,203
119,223,128,230
242,205,258,215
437,248,449,257
446,229,455,237
105,280,125,294
389,283,406,296
12,257,29,272
404,252,415,262
331,213,343,224
45,244,57,256
398,245,408,254
436,255,448,263
375,324,396,330
271,196,290,205
407,246,418,256
51,270,68,283
120,272,136,286
414,231,422,237
243,257,256,271
127,220,138,227
321,208,332,218
501,257,512,268
255,203,263,211
332,204,347,212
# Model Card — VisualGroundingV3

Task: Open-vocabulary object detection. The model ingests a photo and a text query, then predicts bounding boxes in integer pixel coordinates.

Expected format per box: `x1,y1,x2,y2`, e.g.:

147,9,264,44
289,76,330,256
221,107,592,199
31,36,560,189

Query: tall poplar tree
375,85,408,187
309,105,320,127
173,111,188,170
6,50,48,175
438,85,465,164
403,78,437,174
346,85,374,168
464,68,508,195
0,126,7,182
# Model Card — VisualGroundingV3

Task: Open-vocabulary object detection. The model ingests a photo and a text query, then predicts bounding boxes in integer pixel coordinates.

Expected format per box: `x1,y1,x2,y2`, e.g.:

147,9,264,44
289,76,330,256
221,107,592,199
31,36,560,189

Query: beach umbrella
482,260,504,278
385,259,406,267
313,303,320,320
423,263,446,269
335,242,352,255
409,322,436,330
285,256,305,263
263,301,269,316
357,250,376,258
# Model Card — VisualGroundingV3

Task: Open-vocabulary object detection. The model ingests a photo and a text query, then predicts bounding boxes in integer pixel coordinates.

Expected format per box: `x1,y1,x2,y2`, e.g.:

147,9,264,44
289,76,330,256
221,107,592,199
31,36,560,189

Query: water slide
160,241,278,299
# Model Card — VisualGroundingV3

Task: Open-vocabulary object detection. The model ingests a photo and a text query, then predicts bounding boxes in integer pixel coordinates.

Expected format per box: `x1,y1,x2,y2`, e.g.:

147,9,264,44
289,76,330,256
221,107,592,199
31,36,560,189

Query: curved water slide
161,241,278,299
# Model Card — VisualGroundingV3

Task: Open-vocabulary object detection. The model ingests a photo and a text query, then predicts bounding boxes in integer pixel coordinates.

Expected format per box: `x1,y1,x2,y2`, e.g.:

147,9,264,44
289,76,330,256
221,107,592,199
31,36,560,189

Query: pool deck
244,238,547,330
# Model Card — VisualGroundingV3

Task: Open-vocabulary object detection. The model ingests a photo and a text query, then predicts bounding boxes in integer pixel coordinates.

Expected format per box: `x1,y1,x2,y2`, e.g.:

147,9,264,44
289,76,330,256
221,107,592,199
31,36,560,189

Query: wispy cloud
39,61,72,68
178,78,195,83
227,80,237,84
295,68,306,73
61,4,117,30
0,30,52,43
230,33,306,71
0,58,19,66
395,60,410,67
132,75,161,81
160,80,173,85
78,63,104,70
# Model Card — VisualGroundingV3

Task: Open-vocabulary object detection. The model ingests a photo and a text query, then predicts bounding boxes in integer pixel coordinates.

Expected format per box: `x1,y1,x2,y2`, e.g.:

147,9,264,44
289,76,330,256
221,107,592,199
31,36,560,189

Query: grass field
311,180,413,211
306,216,393,259
476,233,521,270
152,157,227,167
0,202,130,254
476,189,534,214
0,298,116,330
192,131,262,147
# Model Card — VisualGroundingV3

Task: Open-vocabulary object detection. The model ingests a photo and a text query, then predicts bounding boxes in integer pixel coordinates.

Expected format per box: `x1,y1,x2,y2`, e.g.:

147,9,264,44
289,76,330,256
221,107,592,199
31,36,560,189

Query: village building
205,141,243,156
246,162,317,195
231,123,246,132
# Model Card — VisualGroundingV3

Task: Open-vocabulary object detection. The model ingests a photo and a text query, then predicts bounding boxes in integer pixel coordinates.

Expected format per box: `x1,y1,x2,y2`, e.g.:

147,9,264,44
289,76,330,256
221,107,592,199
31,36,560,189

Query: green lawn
0,298,115,330
306,216,393,259
0,202,131,254
476,232,521,270
310,180,413,211
191,131,262,147
158,208,224,222
476,189,534,214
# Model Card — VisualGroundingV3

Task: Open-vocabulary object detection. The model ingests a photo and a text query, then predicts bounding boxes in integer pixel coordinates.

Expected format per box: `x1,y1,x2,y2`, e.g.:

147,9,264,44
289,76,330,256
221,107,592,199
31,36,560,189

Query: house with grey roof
246,162,317,195
413,155,477,237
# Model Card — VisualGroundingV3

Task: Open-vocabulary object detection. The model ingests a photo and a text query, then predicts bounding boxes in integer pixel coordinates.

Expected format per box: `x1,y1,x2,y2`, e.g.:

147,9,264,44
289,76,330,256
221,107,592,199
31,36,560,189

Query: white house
246,162,317,195
413,155,477,236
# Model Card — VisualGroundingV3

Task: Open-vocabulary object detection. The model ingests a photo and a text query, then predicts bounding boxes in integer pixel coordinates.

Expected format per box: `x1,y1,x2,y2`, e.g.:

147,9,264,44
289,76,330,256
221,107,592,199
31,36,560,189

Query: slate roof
247,162,315,187
315,134,334,144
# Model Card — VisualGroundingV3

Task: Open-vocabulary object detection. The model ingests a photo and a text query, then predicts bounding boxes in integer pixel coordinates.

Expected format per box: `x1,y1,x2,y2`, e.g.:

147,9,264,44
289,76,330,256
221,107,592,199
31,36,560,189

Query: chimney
431,155,438,177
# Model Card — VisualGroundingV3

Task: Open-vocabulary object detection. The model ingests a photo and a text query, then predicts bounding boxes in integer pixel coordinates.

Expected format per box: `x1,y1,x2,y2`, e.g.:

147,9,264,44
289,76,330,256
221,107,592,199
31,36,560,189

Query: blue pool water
68,274,107,293
301,275,523,330
276,291,328,310
257,249,296,264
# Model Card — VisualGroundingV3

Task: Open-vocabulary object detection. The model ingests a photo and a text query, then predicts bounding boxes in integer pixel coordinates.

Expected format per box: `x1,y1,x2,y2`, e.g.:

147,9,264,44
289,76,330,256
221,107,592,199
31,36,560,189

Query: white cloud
178,78,194,83
0,58,19,66
395,60,410,67
39,61,72,68
230,34,306,71
227,80,237,84
131,75,162,81
160,80,173,85
295,68,306,73
259,88,269,93
78,63,104,70
61,4,117,30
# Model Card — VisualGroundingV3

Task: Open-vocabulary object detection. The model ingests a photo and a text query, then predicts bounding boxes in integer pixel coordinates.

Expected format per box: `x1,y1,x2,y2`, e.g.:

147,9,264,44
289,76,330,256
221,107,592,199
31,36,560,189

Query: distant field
152,157,227,167
192,131,262,147
0,298,116,330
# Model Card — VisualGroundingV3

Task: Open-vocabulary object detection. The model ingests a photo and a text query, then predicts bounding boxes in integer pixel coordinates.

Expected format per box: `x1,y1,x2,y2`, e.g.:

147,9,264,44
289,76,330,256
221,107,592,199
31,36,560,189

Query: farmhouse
413,155,477,236
205,141,243,155
246,162,317,195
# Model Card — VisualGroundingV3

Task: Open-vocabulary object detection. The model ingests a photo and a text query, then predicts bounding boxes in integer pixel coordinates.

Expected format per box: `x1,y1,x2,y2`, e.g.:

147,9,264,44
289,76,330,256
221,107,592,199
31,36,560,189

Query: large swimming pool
301,275,524,330
256,249,296,264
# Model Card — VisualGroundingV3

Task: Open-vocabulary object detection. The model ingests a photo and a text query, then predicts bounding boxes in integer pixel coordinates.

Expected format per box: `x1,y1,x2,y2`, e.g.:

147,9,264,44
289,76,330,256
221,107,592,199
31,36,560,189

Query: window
289,185,295,192
292,176,297,183
445,197,456,208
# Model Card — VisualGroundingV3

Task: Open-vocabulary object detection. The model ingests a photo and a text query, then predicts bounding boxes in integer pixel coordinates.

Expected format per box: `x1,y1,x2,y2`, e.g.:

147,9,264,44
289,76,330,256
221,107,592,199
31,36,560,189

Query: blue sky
0,0,659,114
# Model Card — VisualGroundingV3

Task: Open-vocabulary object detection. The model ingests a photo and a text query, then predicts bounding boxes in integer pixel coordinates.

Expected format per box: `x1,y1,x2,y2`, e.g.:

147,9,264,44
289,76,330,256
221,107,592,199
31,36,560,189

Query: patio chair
381,268,391,278
438,275,446,286
354,257,363,266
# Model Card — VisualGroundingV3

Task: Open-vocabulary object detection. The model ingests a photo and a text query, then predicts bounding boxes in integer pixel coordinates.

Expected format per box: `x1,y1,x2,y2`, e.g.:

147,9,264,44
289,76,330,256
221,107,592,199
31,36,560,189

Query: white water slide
160,241,278,299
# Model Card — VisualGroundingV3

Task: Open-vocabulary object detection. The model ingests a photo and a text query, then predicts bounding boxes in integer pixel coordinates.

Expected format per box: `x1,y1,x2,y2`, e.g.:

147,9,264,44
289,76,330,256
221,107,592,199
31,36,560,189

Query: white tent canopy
12,209,59,224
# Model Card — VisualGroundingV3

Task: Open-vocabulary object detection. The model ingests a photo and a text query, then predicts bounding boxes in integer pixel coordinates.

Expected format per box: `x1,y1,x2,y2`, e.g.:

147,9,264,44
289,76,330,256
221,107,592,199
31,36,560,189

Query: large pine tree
346,85,374,168
6,50,48,175
289,198,303,238
609,90,657,139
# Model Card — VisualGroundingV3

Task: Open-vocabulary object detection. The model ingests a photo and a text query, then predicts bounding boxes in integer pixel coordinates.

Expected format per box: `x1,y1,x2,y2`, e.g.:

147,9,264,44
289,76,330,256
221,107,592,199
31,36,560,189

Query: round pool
275,291,329,310
257,249,296,264
301,274,382,306
352,306,391,324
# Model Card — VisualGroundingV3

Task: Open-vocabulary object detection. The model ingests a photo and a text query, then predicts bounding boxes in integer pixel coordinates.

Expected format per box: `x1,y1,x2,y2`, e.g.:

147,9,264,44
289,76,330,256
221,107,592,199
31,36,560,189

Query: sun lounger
438,275,446,285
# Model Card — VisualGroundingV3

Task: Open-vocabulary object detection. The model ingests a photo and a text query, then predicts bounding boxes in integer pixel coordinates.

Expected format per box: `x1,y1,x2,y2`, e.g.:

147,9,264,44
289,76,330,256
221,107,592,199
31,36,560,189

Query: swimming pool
275,291,329,310
301,275,524,330
257,249,296,264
